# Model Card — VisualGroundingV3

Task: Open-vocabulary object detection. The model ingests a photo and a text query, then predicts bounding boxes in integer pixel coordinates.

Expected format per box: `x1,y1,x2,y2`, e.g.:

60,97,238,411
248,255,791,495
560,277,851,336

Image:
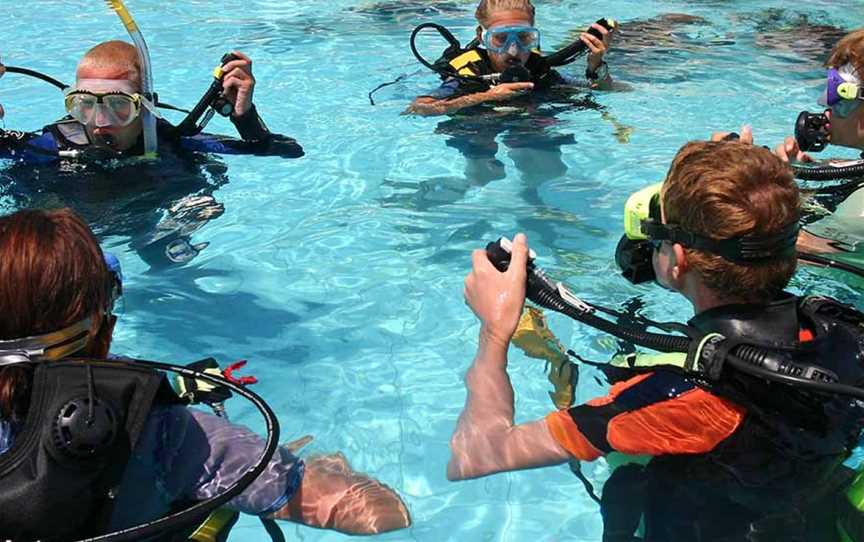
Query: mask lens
103,94,138,125
65,94,98,124
517,30,539,49
484,26,539,53
489,31,510,50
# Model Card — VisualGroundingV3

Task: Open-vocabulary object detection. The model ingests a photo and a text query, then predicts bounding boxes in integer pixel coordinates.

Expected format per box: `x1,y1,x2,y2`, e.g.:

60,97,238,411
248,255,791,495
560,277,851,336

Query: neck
684,278,750,316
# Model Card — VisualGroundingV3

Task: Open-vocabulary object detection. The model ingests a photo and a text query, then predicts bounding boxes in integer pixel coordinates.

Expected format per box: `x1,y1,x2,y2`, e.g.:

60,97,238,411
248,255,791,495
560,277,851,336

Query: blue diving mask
481,25,541,54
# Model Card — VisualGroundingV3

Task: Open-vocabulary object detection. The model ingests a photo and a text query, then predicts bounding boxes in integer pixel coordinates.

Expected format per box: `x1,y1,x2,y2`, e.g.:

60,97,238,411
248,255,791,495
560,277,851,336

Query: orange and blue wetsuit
542,295,864,542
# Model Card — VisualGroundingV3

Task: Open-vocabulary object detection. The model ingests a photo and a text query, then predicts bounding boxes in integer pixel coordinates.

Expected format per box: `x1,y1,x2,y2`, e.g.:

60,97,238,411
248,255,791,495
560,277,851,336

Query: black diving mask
615,183,801,284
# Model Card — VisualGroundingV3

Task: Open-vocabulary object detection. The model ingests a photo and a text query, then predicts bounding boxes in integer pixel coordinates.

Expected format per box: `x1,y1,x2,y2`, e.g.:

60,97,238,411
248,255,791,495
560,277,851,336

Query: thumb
508,233,529,282
740,125,753,144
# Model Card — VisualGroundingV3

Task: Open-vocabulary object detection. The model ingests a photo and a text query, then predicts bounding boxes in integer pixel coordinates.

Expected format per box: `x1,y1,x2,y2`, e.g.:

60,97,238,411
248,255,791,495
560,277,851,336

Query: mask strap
0,317,93,366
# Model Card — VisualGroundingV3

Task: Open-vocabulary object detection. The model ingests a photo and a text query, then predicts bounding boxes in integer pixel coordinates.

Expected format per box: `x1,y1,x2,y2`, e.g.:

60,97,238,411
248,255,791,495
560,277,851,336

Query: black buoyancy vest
445,47,566,92
604,295,864,542
0,359,176,542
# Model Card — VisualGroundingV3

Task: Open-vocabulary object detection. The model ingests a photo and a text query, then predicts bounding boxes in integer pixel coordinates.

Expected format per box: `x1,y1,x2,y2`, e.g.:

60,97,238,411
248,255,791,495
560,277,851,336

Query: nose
506,42,520,56
93,104,113,128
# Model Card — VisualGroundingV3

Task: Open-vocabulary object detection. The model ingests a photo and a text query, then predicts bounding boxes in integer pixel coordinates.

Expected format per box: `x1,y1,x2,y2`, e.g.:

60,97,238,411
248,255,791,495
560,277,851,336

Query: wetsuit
545,294,864,541
0,104,304,164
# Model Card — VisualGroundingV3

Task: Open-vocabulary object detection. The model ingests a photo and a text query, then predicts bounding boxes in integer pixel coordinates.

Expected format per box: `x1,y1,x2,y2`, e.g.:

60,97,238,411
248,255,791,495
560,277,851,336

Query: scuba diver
450,140,864,541
402,0,616,190
714,28,864,278
0,208,411,541
0,41,303,162
0,4,302,266
407,0,615,117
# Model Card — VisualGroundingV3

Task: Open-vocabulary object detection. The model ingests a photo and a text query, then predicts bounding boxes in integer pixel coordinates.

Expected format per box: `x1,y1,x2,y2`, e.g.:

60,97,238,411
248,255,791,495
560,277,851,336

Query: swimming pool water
3,1,864,540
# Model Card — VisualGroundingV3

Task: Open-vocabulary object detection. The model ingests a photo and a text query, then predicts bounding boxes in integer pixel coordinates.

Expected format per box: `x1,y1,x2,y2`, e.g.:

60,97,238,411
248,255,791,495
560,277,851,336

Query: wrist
479,325,512,354
585,61,609,82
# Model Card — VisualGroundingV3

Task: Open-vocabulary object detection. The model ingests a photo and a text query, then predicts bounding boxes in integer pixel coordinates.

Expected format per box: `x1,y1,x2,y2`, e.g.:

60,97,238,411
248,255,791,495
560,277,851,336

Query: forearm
448,331,569,479
407,92,491,117
230,104,271,142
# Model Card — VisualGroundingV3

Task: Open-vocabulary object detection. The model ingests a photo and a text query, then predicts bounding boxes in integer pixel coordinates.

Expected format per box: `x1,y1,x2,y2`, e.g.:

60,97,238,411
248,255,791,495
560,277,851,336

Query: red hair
0,209,112,420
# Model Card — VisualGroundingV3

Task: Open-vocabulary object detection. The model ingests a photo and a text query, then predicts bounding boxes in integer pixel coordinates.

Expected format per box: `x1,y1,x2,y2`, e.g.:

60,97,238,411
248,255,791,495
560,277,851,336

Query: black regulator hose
486,240,692,353
76,357,280,542
485,238,864,400
542,18,617,68
4,66,67,90
792,160,864,181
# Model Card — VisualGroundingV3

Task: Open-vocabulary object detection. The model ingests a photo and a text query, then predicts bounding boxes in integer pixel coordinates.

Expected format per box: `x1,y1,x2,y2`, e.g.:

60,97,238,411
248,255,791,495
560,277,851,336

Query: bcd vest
0,359,176,542
601,295,864,542
444,47,566,94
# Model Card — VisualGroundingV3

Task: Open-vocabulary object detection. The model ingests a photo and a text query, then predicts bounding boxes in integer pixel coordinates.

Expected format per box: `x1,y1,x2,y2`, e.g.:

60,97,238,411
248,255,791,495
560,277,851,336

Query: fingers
710,131,732,142
229,50,252,63
500,82,534,91
591,23,613,44
508,233,529,282
580,32,604,54
739,125,754,144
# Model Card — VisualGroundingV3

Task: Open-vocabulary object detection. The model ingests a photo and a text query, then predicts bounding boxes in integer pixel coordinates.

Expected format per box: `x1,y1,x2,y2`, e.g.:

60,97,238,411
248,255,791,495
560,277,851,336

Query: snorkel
104,0,157,156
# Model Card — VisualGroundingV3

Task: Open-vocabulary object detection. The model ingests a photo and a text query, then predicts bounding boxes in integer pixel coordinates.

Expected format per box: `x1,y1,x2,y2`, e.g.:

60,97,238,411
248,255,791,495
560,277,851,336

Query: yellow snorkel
104,0,157,156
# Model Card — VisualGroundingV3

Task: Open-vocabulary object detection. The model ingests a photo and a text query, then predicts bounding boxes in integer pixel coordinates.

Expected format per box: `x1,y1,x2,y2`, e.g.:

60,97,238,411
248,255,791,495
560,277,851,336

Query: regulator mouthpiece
500,65,532,84
795,110,830,153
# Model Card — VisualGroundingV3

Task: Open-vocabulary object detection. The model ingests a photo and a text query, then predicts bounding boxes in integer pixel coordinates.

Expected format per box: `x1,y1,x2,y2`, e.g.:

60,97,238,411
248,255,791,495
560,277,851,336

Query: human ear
671,243,689,282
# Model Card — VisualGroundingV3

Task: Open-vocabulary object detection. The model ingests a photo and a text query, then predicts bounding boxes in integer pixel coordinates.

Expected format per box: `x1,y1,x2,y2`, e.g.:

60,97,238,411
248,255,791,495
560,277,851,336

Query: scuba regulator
486,236,864,398
174,53,241,136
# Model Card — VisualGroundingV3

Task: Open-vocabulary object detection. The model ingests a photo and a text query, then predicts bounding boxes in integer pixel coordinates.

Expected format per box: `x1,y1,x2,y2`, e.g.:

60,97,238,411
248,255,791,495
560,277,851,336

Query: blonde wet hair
76,40,142,90
475,0,536,27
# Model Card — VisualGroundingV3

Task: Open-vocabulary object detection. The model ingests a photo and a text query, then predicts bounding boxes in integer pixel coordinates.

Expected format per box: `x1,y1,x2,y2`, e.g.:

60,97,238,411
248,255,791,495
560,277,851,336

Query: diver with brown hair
451,140,864,541
0,208,410,540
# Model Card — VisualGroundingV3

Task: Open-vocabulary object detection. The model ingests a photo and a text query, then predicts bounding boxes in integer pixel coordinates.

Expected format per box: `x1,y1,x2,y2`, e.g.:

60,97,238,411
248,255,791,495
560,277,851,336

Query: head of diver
476,9,537,75
619,142,800,313
0,209,120,421
796,63,864,152
72,42,147,152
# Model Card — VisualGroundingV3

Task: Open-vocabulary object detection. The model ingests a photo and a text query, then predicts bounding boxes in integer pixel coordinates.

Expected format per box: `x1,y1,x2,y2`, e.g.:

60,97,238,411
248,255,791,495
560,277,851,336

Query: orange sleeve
606,388,745,455
544,373,745,459
546,409,604,461
545,374,652,460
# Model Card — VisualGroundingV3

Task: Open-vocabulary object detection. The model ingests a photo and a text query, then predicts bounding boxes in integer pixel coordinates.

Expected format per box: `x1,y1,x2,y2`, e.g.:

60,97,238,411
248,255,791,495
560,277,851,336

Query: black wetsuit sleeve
0,128,60,164
178,105,304,159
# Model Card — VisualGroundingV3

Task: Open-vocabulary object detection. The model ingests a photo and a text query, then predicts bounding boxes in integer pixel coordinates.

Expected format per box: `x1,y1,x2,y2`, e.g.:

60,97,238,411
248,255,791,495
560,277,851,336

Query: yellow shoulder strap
449,50,483,76
610,351,688,370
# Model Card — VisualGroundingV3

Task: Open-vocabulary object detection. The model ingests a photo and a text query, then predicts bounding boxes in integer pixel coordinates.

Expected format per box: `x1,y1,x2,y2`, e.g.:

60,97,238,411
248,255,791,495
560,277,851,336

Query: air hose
75,357,280,542
485,238,864,400
792,159,864,181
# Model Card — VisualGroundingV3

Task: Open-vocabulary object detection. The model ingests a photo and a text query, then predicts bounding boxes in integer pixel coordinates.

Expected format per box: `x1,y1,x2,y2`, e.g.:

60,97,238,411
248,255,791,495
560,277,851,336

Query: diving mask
481,25,541,54
819,64,863,118
64,79,156,128
616,183,800,284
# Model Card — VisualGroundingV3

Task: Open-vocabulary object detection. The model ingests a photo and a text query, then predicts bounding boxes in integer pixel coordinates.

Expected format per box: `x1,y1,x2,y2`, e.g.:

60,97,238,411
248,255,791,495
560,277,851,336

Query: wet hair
475,0,536,27
0,209,112,420
76,40,142,90
661,141,800,303
826,28,864,76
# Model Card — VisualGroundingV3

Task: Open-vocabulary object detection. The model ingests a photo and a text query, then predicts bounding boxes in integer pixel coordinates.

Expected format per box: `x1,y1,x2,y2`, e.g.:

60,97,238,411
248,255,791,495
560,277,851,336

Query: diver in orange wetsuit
450,140,864,541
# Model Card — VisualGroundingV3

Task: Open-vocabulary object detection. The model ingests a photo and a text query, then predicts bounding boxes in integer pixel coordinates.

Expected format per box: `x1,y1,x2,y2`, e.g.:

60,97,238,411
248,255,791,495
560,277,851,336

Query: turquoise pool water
3,1,864,540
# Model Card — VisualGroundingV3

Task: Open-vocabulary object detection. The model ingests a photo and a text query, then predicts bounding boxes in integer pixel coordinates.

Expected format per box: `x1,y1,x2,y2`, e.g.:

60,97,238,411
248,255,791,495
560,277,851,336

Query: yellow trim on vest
610,351,688,370
188,507,238,542
449,50,483,76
